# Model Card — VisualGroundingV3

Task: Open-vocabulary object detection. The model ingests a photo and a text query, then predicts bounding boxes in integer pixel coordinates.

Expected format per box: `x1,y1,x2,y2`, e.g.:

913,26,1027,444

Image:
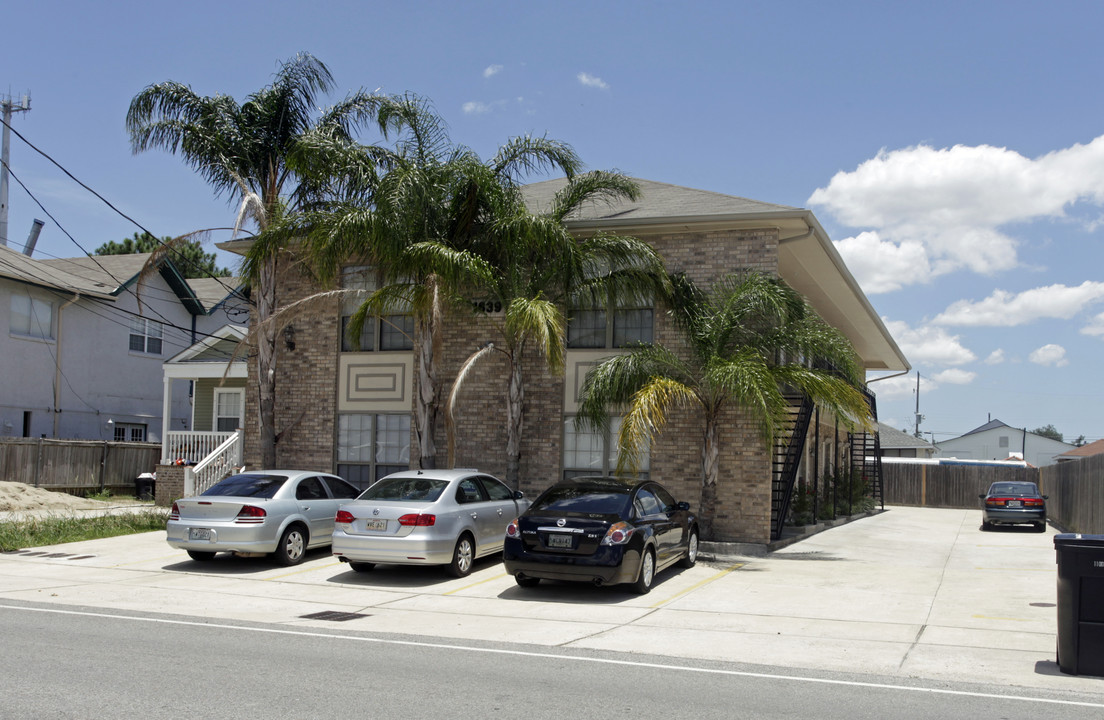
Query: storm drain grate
299,611,370,622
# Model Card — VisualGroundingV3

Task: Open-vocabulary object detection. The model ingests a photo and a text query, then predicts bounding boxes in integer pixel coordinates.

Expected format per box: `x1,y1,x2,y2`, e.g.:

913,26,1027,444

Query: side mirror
677,501,691,511
978,494,986,499
514,490,525,500
1043,495,1049,500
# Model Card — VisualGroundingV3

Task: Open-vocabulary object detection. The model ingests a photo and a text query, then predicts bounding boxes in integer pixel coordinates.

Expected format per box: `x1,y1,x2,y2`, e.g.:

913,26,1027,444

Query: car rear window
202,474,286,498
989,483,1038,497
531,486,632,515
359,477,448,502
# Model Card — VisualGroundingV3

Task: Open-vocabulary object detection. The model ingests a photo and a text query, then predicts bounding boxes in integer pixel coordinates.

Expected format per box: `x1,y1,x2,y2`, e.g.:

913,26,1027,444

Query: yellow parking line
445,573,508,595
650,563,744,609
265,561,344,581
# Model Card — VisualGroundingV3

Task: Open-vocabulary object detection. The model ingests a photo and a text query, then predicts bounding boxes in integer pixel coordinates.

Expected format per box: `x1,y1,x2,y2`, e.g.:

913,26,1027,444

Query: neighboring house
1055,438,1104,463
877,423,937,459
935,419,1074,468
218,178,909,544
0,242,244,443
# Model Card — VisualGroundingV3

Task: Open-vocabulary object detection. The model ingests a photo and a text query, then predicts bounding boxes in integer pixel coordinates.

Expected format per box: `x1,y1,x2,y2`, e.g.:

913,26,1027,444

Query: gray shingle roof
877,422,936,449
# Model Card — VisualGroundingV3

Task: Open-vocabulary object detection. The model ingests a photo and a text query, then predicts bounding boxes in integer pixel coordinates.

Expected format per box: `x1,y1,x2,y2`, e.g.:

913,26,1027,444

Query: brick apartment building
227,178,909,544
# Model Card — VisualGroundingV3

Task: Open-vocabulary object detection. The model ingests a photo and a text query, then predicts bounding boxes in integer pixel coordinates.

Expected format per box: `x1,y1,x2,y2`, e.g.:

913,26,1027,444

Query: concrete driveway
0,505,1098,695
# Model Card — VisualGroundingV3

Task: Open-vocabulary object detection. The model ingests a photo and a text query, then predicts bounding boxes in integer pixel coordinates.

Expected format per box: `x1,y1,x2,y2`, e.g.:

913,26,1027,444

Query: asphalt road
3,601,1104,720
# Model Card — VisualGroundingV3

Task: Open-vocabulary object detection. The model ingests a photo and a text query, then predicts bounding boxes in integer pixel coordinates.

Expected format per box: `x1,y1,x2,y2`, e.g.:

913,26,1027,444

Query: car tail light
169,502,179,521
602,521,636,546
335,510,355,524
506,519,520,538
234,505,267,523
985,497,1010,507
1023,498,1045,507
398,513,436,527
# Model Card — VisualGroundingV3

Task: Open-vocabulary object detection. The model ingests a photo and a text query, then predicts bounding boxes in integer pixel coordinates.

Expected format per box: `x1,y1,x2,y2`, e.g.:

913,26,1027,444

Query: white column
161,376,173,463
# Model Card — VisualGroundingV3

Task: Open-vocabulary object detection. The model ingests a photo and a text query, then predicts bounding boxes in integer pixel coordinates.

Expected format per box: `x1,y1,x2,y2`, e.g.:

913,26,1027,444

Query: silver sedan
167,470,360,565
332,469,529,577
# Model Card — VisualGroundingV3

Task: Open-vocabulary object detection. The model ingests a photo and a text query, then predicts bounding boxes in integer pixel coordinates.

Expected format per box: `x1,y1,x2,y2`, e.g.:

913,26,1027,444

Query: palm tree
577,271,873,539
452,171,669,488
293,93,583,471
126,53,378,468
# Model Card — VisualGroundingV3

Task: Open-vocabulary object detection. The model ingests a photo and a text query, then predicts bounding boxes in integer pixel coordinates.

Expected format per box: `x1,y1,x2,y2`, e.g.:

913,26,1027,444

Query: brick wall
155,464,184,506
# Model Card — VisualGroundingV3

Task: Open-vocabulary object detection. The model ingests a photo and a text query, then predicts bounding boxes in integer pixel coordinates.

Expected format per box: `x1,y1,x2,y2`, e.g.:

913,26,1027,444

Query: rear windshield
989,483,1039,497
531,486,632,515
360,477,448,502
202,474,286,498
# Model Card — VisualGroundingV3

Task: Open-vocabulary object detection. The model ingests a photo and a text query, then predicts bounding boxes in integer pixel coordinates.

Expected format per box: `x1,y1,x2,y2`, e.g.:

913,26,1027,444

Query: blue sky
3,1,1104,443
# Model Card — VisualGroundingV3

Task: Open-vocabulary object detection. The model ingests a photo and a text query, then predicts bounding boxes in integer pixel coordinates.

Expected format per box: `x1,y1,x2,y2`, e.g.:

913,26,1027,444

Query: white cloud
933,281,1104,326
866,373,925,400
882,319,977,366
932,368,976,384
577,72,609,89
985,349,1006,365
809,136,1104,287
833,231,931,294
1029,344,1069,367
483,64,503,78
1081,311,1104,337
462,101,492,115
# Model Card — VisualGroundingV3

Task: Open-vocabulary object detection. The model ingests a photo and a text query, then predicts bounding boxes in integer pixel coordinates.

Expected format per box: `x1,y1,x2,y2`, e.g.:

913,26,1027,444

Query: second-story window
341,266,414,352
129,317,163,355
567,293,653,349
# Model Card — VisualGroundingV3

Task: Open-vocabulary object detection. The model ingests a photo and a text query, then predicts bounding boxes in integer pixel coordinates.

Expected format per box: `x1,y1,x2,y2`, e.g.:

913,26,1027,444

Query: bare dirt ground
0,481,150,516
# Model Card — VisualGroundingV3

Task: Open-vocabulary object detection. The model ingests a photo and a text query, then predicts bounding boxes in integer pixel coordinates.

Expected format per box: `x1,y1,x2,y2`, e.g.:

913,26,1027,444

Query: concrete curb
699,508,885,562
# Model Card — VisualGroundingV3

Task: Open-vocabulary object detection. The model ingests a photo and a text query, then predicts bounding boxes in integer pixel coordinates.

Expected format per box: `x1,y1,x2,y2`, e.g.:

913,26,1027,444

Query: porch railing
162,430,237,465
184,429,244,496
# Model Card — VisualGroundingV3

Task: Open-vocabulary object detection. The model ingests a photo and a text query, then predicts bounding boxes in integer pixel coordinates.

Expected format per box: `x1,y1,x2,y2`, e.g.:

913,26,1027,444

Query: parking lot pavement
1,505,1100,695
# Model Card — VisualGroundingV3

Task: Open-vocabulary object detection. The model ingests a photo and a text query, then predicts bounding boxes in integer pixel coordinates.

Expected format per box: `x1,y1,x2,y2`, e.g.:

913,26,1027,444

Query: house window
341,266,414,352
10,295,53,339
113,423,147,442
337,413,411,490
999,436,1009,448
568,294,653,349
213,389,244,432
563,416,650,480
129,317,163,355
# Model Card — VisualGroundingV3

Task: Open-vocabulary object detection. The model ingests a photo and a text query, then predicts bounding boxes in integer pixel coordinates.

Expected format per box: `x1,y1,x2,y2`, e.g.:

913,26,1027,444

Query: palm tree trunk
505,354,524,489
256,256,278,469
415,316,437,469
699,418,720,540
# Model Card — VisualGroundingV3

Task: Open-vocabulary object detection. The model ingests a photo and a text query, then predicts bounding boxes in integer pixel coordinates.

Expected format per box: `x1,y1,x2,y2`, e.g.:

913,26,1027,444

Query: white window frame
113,422,147,442
568,293,654,349
10,294,54,340
563,416,650,479
212,388,244,433
129,316,163,355
340,266,414,352
337,413,411,489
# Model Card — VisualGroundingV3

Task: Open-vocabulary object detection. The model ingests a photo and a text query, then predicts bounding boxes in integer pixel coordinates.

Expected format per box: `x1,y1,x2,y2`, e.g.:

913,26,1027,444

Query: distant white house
1,243,244,442
935,418,1074,467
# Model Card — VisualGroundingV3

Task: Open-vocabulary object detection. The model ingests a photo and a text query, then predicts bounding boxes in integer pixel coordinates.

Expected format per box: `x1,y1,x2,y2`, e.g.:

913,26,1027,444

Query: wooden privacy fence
882,456,1104,534
0,438,162,497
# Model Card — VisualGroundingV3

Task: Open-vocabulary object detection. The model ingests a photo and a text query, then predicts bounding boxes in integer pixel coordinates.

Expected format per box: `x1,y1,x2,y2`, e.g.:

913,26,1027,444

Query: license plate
188,528,212,541
1007,500,1022,508
364,519,387,531
547,533,573,549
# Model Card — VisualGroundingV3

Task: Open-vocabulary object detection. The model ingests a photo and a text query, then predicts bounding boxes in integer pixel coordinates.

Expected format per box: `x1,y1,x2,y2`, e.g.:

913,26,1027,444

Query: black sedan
503,476,699,594
979,481,1048,532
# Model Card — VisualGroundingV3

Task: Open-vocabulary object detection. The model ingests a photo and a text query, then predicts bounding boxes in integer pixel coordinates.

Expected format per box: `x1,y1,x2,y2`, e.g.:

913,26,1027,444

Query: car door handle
301,506,310,511
497,508,503,515
471,512,478,519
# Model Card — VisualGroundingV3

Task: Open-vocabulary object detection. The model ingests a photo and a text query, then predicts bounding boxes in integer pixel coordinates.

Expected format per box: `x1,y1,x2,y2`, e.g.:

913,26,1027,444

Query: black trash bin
134,473,156,501
1054,533,1104,676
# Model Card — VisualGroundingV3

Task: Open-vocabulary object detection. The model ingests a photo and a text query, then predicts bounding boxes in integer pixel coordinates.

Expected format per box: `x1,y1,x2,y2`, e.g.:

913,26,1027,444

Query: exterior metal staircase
848,387,884,510
770,394,814,541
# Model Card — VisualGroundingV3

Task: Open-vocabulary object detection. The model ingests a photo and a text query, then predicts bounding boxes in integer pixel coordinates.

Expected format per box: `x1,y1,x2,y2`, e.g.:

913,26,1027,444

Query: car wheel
349,562,376,572
981,521,992,531
1036,522,1047,533
515,573,540,588
631,547,656,595
187,550,216,562
678,529,699,569
447,534,475,578
273,525,307,566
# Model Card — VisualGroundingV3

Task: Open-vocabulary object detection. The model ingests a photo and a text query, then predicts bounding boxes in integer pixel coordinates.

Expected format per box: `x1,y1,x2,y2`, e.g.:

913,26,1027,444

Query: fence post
99,441,108,492
34,437,43,488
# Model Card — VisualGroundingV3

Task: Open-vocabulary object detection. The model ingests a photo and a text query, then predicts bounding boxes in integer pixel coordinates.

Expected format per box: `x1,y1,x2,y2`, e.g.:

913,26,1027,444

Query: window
633,488,662,518
10,295,53,339
337,413,411,490
999,436,1009,448
214,389,243,432
341,266,414,352
563,416,650,480
567,293,653,349
113,423,147,442
455,478,485,504
296,477,327,500
479,476,515,501
322,476,361,499
129,317,163,355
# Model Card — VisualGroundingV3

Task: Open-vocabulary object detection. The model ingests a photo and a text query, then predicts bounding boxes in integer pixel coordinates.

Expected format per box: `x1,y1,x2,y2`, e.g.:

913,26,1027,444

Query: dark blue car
503,476,699,594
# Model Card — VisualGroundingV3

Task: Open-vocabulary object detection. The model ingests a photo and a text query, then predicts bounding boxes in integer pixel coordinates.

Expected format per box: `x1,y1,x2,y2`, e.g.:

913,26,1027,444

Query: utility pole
913,371,925,437
1,92,32,248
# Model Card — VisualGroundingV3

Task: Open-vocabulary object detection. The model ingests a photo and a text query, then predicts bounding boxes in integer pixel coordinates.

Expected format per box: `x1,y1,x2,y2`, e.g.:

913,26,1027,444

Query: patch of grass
83,489,119,502
0,510,167,552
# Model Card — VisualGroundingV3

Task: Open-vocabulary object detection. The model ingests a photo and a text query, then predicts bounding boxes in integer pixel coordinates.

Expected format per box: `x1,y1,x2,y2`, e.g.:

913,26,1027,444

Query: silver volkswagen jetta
332,469,529,577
